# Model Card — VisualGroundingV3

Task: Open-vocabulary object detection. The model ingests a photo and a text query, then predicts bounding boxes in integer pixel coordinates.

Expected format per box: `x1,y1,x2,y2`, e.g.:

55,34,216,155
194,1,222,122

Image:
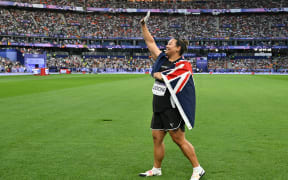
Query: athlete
138,13,205,180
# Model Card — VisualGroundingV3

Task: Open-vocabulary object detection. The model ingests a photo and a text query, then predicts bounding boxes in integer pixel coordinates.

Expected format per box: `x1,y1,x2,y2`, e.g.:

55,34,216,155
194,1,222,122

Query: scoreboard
24,54,47,71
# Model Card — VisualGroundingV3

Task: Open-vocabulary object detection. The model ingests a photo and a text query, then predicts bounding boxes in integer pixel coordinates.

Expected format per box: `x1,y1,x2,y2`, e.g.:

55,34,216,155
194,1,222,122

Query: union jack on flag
161,60,196,130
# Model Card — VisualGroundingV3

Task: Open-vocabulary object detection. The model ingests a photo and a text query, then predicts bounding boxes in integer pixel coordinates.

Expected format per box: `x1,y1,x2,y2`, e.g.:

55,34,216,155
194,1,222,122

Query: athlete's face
165,39,181,57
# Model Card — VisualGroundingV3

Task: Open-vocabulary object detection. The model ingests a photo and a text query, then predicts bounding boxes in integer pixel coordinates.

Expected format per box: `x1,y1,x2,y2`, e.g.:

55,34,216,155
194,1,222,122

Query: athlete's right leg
152,130,167,168
139,130,167,177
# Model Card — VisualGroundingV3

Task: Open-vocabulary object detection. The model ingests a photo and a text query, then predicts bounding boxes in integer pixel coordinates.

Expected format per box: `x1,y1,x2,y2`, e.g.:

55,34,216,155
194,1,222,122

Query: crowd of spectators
18,47,45,54
9,0,84,7
86,0,288,9
0,56,25,73
8,0,288,9
207,57,288,72
1,53,288,73
1,1,287,74
1,8,287,40
46,56,153,73
0,9,79,37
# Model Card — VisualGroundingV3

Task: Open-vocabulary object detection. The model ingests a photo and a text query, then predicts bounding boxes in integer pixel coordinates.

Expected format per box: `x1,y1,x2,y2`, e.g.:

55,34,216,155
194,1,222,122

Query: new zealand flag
161,60,196,130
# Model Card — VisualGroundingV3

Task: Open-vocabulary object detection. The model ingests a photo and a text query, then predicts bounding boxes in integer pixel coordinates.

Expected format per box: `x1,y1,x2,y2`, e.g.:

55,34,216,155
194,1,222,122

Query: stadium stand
1,9,287,38
7,0,288,9
0,0,287,73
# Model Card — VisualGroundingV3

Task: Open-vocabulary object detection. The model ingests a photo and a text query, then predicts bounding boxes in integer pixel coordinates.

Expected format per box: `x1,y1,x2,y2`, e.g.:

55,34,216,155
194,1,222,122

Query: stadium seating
0,0,287,73
1,9,287,38
7,0,288,9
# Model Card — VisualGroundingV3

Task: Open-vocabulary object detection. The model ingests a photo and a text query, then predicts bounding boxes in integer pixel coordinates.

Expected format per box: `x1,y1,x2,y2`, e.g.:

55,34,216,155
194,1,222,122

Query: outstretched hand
140,18,145,25
140,11,150,25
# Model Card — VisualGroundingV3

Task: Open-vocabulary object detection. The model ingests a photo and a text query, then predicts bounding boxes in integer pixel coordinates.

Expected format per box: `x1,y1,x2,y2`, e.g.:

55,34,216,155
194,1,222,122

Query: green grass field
0,74,287,180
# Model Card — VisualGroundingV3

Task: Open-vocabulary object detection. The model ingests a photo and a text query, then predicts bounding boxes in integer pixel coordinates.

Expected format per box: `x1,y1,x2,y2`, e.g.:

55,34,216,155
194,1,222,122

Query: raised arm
140,16,161,61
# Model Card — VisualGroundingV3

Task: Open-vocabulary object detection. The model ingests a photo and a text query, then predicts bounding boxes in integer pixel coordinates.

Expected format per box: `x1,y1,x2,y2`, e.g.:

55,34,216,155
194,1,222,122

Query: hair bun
182,39,189,46
175,38,188,55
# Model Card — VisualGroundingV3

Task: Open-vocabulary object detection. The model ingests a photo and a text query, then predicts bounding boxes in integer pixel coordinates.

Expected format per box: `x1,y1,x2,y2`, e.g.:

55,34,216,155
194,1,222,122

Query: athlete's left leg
169,128,205,180
168,128,199,167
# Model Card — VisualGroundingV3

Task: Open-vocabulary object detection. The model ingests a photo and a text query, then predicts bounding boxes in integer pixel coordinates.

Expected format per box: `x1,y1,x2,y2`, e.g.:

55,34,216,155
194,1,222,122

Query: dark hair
175,39,189,56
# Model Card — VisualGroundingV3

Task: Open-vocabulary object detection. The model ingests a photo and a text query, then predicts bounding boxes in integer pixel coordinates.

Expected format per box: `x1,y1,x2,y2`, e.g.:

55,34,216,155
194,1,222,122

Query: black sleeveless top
152,55,182,112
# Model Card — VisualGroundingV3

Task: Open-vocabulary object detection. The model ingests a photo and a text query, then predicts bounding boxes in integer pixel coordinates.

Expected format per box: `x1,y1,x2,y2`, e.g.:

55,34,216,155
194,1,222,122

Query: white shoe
139,167,162,177
190,168,205,180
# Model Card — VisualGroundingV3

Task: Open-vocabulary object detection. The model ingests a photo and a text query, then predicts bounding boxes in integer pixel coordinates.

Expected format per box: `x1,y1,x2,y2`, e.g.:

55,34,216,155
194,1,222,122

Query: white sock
152,167,161,171
193,165,202,173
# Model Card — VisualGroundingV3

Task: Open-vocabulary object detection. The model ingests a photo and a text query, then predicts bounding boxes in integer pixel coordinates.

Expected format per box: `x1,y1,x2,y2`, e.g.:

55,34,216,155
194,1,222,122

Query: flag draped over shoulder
161,60,196,130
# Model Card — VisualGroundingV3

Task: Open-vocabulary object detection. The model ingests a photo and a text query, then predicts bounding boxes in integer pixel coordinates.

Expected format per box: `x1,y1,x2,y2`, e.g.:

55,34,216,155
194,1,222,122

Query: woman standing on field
138,13,205,180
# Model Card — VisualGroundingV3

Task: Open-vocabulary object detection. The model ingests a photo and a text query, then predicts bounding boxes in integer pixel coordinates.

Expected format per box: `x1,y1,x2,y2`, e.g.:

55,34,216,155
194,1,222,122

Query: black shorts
151,108,185,132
